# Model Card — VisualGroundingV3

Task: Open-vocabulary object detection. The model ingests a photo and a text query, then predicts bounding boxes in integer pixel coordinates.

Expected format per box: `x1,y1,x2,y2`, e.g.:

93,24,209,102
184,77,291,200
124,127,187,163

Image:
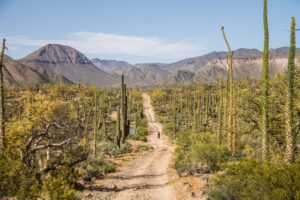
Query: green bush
81,158,116,180
163,122,178,141
128,132,147,142
0,156,80,200
137,144,153,152
119,142,133,154
0,156,40,199
175,145,201,176
207,160,300,200
174,131,229,175
98,142,120,157
191,143,230,172
43,167,78,200
98,142,132,157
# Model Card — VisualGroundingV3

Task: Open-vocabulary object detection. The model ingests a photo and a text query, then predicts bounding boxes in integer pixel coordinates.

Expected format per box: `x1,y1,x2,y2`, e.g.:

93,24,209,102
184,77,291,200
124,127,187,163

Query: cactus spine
284,17,296,164
0,39,6,154
262,0,270,162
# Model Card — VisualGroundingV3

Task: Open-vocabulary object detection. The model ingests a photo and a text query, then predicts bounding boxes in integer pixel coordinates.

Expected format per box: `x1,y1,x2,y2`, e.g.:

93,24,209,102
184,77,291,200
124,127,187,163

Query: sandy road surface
84,93,176,200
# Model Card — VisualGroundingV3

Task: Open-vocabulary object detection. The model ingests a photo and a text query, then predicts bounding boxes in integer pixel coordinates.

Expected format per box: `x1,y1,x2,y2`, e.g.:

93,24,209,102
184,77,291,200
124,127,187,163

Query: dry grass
172,175,209,200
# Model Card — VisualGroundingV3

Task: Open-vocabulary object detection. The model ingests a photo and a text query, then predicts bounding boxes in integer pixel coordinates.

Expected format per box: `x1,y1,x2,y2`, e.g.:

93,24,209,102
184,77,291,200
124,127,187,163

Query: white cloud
6,32,202,59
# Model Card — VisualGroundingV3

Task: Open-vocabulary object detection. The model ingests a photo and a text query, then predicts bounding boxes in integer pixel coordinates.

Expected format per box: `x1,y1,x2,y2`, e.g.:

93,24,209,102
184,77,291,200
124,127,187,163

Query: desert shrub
128,132,147,142
175,145,201,176
137,144,153,152
174,131,229,175
0,156,40,199
207,160,300,200
98,142,132,157
98,142,120,157
43,168,78,200
191,143,230,172
119,142,133,154
174,131,200,175
80,158,116,180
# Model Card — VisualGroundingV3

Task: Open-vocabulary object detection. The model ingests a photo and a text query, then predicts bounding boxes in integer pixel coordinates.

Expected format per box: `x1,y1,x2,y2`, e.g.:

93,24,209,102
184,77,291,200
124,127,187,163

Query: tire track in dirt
84,93,176,200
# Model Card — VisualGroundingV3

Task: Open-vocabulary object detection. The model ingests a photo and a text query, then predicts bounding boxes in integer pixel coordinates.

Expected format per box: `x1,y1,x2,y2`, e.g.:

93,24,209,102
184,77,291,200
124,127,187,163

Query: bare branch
42,153,88,174
30,138,71,153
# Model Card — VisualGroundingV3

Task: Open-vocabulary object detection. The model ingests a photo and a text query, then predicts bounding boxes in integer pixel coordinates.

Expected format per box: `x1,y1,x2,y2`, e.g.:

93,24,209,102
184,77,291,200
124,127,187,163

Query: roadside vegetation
0,75,148,199
0,0,298,199
149,1,300,198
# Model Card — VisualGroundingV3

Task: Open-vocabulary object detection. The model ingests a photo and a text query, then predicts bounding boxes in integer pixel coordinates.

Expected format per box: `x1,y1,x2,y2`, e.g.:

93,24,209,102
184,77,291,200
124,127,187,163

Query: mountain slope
3,55,72,85
91,59,171,86
10,45,300,87
91,58,132,73
20,44,119,86
90,47,300,86
193,48,300,82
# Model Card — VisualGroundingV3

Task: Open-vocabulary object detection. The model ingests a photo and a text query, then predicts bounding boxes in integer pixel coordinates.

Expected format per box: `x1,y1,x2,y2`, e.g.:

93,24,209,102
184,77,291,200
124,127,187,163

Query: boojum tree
221,27,236,155
284,17,296,164
262,0,270,163
0,38,6,155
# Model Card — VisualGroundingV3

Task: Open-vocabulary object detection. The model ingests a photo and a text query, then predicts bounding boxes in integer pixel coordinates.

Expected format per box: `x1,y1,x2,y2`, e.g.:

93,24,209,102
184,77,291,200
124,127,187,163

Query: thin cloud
6,32,202,58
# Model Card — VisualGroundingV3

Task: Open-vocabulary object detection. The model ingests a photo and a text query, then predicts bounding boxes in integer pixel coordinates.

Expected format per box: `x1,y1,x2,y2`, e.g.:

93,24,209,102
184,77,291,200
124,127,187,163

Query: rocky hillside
3,44,300,87
3,55,72,85
19,44,119,86
92,47,300,85
194,48,300,82
91,58,132,74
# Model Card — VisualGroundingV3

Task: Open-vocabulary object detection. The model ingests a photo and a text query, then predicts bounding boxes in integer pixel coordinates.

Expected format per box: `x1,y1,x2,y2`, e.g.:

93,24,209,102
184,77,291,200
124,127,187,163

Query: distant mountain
113,63,170,86
192,48,300,82
165,70,195,85
20,44,119,86
91,59,170,86
132,64,170,86
89,47,300,86
91,58,132,74
163,48,265,73
163,51,227,72
3,55,72,85
4,44,299,87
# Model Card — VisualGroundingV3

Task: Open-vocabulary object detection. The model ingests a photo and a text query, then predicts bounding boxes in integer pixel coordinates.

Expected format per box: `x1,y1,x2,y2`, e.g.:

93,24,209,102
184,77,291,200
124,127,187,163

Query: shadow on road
87,181,172,193
109,173,165,180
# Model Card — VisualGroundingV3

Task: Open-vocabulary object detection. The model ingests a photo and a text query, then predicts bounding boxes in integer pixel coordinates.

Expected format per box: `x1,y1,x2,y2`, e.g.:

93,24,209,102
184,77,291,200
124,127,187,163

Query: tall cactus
221,27,235,154
284,17,296,164
262,0,270,162
199,93,204,130
192,93,198,132
115,106,121,148
0,39,6,154
204,92,209,131
92,93,103,158
217,78,224,145
93,95,98,158
102,113,107,140
120,74,128,144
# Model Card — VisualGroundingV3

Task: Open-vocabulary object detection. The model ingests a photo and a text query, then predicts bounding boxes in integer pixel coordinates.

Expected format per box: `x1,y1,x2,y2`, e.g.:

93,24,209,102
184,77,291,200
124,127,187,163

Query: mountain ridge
19,44,120,87
4,44,300,87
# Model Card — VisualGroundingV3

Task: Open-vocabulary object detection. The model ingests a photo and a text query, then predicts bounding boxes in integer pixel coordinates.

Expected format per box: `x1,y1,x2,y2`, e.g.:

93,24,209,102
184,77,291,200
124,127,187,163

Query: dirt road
84,93,176,200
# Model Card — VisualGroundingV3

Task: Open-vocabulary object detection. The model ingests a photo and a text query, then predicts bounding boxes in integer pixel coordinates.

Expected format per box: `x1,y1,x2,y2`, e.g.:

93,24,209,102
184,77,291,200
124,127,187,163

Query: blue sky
0,0,299,64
